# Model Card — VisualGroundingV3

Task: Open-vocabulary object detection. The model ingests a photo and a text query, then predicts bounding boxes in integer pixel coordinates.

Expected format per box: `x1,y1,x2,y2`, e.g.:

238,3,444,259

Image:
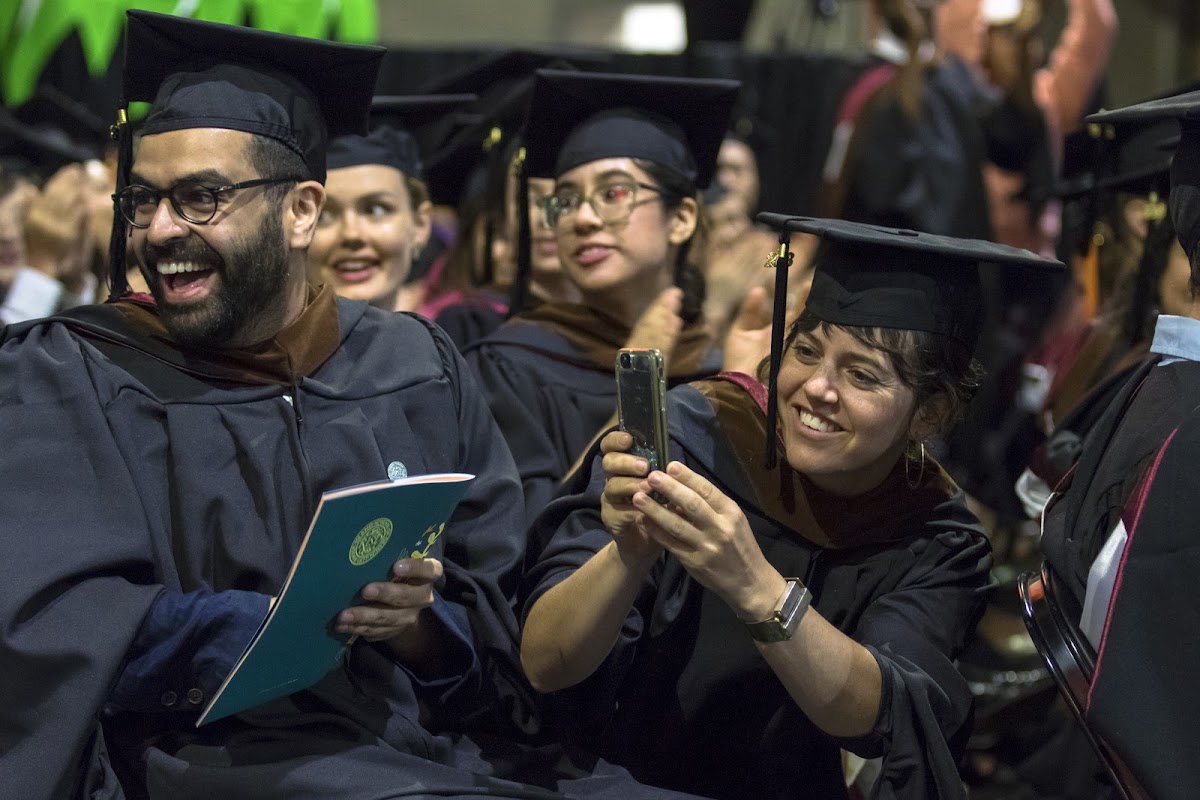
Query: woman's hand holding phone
600,430,664,567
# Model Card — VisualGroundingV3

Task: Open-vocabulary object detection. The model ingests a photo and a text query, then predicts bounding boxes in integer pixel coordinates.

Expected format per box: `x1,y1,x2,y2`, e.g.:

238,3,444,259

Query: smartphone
615,348,670,484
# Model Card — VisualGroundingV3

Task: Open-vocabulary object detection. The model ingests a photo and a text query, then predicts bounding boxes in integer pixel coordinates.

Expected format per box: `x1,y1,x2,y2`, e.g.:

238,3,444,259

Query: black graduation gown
1084,412,1200,800
840,56,992,241
1040,356,1200,798
522,377,992,800
463,303,719,528
433,289,509,353
0,297,695,800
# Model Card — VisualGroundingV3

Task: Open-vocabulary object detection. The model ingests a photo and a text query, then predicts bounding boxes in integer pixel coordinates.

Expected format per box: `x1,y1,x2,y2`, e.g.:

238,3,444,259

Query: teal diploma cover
197,472,475,725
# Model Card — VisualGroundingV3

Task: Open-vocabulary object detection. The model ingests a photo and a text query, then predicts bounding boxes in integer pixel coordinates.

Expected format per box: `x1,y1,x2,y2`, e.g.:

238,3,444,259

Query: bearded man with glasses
0,12,705,800
114,166,310,346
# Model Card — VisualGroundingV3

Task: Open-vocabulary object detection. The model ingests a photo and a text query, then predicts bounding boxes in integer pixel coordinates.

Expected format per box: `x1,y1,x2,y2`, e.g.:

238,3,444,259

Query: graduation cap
15,85,108,135
1088,118,1178,196
122,10,384,182
727,106,776,155
522,69,740,189
754,214,1064,466
1087,87,1200,261
418,75,538,211
0,105,96,177
1041,117,1178,266
326,94,478,180
417,51,591,209
413,53,592,308
13,85,110,163
108,9,385,298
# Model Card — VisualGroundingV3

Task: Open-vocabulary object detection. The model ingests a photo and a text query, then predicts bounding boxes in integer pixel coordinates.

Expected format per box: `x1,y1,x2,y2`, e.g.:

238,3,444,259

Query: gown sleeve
463,340,574,524
423,324,536,733
106,588,269,713
838,527,992,800
0,324,164,799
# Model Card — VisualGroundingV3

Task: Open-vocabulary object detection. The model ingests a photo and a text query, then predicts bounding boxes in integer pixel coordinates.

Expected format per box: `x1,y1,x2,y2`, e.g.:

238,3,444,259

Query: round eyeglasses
113,177,301,228
538,181,663,227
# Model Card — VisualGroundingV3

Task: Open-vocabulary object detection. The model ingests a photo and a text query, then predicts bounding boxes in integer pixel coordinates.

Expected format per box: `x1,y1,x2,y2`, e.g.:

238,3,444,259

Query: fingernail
636,459,649,474
361,585,378,600
393,560,410,576
648,472,663,486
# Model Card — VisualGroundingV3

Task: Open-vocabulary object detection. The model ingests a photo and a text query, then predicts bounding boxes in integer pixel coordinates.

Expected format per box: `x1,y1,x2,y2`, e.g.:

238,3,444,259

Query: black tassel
764,233,793,469
106,108,132,302
507,147,532,318
1124,190,1172,347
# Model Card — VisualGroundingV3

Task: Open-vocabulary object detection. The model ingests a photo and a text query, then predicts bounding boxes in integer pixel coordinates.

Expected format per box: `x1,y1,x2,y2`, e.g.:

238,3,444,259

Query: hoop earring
905,442,927,488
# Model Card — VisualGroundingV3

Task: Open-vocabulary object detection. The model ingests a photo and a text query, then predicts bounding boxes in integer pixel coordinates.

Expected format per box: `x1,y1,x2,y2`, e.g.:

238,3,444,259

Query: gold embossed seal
348,518,393,565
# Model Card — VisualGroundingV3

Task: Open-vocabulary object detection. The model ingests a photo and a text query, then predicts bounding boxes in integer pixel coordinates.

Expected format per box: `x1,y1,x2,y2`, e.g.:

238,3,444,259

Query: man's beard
143,208,291,348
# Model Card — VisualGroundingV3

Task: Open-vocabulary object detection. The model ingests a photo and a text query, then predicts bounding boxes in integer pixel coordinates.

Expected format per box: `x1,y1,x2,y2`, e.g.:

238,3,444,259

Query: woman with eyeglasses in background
463,70,739,526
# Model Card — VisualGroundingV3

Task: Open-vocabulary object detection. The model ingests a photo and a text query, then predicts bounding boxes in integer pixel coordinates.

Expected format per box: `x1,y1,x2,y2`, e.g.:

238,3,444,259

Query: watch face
744,580,809,643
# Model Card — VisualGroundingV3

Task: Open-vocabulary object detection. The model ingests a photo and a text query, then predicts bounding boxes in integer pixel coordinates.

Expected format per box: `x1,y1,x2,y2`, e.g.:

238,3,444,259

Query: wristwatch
744,578,811,643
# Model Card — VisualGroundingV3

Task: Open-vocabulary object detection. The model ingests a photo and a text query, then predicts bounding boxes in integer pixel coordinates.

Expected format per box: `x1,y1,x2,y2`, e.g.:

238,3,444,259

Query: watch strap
745,578,811,643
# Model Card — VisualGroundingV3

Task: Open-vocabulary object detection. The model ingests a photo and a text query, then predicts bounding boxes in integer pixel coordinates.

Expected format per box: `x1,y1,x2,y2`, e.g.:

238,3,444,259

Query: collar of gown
515,299,713,376
110,284,342,386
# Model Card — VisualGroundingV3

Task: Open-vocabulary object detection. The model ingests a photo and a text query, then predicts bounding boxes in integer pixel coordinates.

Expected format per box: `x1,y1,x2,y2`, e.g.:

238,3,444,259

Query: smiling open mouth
332,260,379,282
799,409,842,433
158,261,215,298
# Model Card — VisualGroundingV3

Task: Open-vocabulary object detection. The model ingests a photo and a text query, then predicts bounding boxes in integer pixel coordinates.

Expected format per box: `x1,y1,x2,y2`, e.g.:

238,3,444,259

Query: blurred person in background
937,0,1118,255
418,52,593,351
1024,88,1200,800
0,103,113,322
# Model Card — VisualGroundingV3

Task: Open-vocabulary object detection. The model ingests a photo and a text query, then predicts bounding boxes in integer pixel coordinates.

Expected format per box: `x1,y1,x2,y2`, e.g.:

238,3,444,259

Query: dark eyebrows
127,168,234,188
556,168,638,191
593,169,637,183
842,350,892,376
356,191,400,204
795,329,894,374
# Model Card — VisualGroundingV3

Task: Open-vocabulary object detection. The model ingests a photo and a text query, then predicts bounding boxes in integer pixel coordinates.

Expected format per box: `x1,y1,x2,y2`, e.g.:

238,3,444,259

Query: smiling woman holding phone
520,217,1063,799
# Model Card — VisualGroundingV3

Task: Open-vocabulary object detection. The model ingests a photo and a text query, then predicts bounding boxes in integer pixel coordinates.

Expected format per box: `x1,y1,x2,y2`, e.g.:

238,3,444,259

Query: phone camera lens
620,353,632,368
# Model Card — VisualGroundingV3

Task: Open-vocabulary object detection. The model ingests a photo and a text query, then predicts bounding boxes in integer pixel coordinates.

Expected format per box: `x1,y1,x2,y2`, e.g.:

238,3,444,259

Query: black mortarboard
522,69,740,189
417,53,593,311
109,10,384,299
418,51,589,208
13,85,110,160
122,10,384,183
755,214,1064,466
1090,118,1178,195
1038,117,1178,267
725,103,778,168
0,105,95,177
326,94,478,179
1087,88,1200,260
1035,127,1106,202
418,50,606,97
